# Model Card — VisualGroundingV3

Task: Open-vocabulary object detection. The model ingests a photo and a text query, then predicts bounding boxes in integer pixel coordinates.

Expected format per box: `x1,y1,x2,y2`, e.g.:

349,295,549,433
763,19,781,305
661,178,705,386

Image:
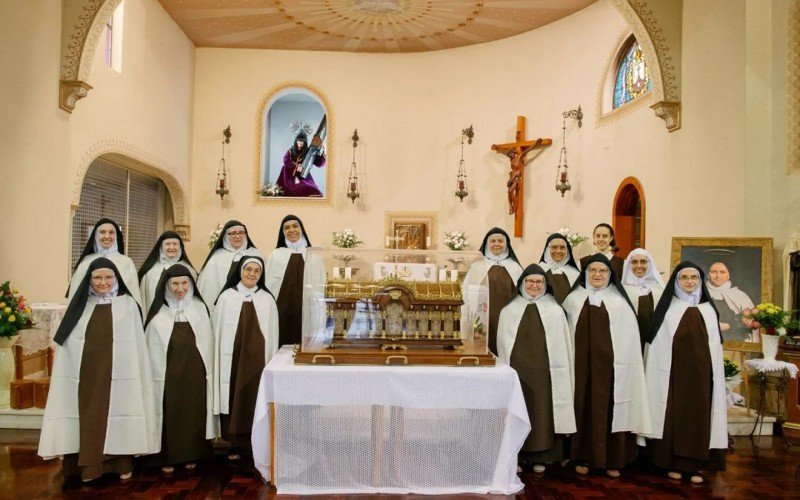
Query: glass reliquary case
295,248,495,366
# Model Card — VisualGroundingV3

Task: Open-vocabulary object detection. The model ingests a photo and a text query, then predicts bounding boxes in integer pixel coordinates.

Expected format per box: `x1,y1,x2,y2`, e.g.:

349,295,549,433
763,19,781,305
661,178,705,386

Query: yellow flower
8,315,15,322
757,304,767,311
3,307,10,314
25,307,31,314
12,288,18,294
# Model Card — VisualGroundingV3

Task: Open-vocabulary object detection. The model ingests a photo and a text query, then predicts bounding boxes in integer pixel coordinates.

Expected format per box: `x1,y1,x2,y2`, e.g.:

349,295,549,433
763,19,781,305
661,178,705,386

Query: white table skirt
252,346,530,495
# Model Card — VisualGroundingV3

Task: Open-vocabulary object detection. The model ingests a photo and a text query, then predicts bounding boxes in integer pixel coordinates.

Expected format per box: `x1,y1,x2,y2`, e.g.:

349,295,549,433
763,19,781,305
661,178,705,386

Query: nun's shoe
606,469,621,478
161,466,174,475
119,472,133,481
575,465,589,475
533,464,546,474
690,474,704,484
667,471,682,480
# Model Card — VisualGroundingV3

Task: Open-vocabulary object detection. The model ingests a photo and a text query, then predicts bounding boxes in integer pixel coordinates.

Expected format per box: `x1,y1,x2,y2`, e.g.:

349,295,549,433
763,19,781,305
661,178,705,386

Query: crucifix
491,116,552,238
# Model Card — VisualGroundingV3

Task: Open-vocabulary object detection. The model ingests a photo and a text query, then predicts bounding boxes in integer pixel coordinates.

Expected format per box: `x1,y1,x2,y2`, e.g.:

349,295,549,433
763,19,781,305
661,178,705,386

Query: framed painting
384,211,438,250
670,237,773,349
255,83,332,204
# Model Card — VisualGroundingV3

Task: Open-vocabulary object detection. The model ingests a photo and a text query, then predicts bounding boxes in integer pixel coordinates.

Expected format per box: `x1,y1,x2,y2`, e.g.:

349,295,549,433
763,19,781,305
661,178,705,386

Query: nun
139,231,197,317
39,258,157,482
462,227,523,355
641,262,727,484
213,256,279,460
562,254,651,477
621,248,665,349
67,218,142,307
538,233,581,304
579,223,624,279
263,215,325,347
497,264,575,474
197,220,261,311
144,265,216,474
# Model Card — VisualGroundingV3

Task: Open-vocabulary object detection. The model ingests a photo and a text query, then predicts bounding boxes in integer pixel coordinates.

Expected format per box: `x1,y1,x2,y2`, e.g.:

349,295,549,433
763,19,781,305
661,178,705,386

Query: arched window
612,38,652,109
612,177,646,259
71,157,167,270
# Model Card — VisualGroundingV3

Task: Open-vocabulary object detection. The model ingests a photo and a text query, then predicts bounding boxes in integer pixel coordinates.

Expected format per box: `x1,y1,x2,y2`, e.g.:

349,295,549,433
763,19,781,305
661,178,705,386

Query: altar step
727,405,776,436
0,406,43,430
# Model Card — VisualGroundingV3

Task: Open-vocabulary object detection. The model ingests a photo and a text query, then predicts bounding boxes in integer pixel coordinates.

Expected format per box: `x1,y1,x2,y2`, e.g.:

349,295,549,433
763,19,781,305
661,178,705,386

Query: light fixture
556,106,582,197
216,126,231,200
347,129,360,203
455,125,474,202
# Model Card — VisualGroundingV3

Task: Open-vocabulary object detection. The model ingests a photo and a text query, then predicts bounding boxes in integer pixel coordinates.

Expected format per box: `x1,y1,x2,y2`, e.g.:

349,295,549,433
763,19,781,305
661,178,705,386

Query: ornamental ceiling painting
157,0,598,52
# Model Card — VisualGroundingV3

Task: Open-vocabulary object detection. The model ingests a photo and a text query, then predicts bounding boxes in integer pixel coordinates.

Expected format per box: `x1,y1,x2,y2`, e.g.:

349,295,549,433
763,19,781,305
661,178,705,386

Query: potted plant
743,303,793,361
0,282,35,406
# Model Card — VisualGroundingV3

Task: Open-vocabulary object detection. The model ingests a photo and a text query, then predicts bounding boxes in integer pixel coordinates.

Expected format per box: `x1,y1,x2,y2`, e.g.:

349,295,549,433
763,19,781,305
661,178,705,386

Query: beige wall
0,0,195,302
3,0,794,302
188,0,747,278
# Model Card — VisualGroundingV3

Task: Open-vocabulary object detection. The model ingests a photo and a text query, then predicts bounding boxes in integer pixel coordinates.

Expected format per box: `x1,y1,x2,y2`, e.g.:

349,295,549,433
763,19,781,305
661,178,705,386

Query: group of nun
465,224,726,483
38,215,320,482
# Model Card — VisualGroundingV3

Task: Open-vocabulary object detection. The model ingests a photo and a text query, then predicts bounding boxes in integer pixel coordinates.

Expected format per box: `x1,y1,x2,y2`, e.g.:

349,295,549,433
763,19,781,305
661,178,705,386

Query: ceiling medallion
351,0,407,15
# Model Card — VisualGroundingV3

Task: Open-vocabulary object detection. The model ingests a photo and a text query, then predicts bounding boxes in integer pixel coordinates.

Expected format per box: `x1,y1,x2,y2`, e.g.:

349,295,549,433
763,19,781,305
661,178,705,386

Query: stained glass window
613,38,652,108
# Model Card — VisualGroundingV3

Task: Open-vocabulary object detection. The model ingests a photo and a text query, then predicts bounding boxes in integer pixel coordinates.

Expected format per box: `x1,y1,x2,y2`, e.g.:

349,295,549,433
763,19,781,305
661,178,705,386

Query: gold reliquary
294,248,495,366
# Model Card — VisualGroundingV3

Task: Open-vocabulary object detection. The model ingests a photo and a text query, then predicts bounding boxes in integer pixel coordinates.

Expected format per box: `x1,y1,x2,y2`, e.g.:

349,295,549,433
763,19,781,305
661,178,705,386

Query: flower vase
0,335,20,407
761,332,780,362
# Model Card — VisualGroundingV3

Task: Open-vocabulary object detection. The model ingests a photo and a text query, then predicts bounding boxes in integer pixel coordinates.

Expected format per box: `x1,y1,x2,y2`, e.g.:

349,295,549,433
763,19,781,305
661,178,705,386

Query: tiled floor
2,430,798,498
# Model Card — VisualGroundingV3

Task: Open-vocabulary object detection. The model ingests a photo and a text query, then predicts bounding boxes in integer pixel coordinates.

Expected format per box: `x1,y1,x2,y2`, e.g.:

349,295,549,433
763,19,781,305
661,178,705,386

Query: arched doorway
612,177,646,259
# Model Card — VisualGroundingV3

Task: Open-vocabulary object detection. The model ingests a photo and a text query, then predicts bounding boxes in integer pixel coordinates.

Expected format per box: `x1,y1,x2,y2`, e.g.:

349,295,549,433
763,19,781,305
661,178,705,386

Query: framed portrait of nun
256,83,332,204
670,237,773,348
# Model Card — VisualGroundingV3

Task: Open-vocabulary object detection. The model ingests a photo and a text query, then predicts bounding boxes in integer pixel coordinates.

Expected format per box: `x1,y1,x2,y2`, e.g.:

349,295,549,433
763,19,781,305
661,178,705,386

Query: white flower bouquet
443,230,469,251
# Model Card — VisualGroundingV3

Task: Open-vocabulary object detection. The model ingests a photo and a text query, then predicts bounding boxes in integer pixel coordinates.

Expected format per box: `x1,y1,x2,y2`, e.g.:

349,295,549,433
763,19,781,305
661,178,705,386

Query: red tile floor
2,430,798,499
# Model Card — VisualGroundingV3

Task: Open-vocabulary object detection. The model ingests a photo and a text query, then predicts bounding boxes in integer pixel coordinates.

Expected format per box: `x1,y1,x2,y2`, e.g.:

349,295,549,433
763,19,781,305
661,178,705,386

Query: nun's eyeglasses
678,275,700,282
227,230,246,236
587,269,609,275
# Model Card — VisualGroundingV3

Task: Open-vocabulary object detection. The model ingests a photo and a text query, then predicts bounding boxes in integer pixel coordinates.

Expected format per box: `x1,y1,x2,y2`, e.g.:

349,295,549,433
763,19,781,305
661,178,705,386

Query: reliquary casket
294,248,494,366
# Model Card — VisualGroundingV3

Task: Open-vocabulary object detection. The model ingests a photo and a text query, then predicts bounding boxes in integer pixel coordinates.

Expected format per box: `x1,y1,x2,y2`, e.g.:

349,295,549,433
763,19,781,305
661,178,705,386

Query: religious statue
495,137,544,216
491,117,551,237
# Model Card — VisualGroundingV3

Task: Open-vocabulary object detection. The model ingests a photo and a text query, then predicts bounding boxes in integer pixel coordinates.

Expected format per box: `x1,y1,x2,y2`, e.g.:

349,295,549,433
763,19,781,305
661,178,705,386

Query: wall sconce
347,129,360,203
555,106,582,197
455,125,474,202
216,126,231,200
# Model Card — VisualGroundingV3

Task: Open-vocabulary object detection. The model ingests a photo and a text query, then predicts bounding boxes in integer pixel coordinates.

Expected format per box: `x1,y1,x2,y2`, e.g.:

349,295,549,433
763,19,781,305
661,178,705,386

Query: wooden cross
491,116,552,238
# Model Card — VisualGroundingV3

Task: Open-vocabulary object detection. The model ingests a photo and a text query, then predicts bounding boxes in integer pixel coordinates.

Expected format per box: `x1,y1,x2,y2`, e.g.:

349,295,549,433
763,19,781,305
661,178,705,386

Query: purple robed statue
275,131,326,197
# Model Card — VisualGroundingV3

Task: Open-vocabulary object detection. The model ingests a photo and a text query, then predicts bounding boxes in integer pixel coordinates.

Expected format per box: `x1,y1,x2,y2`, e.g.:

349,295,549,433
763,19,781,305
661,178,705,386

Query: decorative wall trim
650,100,681,132
59,80,93,112
609,0,681,132
59,0,122,112
789,0,800,171
72,139,190,234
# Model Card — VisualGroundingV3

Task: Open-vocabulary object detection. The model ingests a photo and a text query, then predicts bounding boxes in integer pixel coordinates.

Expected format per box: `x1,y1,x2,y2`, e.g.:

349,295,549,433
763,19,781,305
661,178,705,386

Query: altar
252,346,529,495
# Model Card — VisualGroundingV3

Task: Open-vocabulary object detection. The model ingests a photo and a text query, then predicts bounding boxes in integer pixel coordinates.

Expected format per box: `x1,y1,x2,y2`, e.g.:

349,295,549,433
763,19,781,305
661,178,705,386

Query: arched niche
612,176,646,259
253,82,333,206
71,140,191,240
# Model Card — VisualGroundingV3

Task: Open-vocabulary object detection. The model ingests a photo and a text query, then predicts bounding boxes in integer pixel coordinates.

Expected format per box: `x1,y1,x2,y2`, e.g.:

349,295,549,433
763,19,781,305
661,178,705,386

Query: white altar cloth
252,346,529,495
373,262,437,282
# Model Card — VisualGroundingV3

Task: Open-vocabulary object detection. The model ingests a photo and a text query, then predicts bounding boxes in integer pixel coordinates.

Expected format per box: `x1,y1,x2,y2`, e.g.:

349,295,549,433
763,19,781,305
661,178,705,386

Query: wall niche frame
254,82,334,206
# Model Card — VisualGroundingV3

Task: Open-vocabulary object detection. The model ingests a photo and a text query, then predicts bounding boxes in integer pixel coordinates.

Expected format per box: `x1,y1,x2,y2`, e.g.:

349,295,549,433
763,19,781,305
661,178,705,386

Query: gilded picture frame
384,211,438,250
670,237,774,350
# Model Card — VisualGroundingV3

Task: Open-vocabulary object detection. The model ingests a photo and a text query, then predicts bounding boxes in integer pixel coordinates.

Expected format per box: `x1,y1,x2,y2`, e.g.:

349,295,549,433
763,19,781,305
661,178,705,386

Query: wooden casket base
294,339,495,366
